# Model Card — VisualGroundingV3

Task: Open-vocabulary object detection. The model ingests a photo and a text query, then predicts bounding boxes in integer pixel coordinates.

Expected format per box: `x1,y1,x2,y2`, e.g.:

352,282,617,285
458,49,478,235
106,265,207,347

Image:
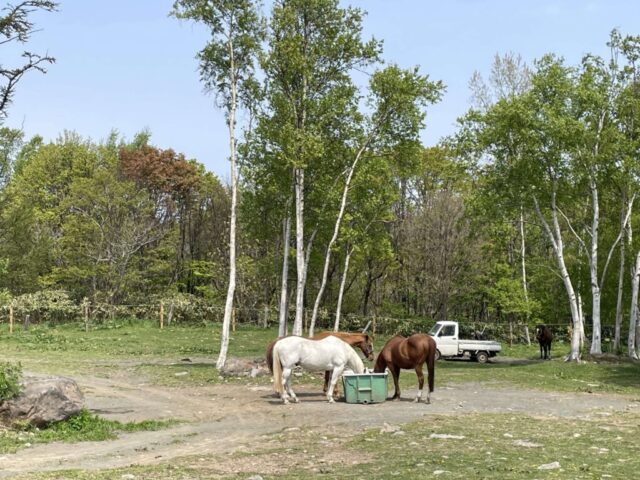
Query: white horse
272,335,365,404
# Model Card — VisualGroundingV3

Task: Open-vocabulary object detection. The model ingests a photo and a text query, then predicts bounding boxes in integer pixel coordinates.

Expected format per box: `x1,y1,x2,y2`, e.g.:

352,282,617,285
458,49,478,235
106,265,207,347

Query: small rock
433,471,449,475
538,461,561,470
392,431,406,436
429,434,465,440
246,476,263,480
379,423,400,434
513,440,542,448
503,433,514,438
174,371,189,377
121,475,136,480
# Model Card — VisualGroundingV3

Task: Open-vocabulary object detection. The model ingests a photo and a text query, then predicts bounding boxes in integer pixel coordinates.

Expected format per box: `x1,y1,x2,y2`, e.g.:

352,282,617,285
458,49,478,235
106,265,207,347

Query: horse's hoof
413,397,420,403
292,397,299,403
392,396,401,401
283,400,290,405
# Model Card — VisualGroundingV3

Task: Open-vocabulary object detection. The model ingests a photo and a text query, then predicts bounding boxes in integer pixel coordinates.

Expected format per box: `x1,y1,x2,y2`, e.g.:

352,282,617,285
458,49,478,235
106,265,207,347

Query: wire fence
0,300,627,351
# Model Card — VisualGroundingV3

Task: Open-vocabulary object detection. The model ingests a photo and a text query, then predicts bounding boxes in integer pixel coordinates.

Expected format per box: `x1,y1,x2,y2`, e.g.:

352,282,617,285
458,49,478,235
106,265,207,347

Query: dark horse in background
373,334,436,403
535,325,553,360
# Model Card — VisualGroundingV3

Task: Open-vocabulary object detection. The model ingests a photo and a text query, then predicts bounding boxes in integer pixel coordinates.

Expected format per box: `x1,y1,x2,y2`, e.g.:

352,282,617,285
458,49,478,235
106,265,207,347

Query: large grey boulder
0,376,84,427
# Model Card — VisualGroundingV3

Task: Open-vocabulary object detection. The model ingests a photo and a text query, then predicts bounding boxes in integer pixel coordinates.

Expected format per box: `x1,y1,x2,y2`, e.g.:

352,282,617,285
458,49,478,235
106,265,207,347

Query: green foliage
0,361,22,401
1,408,176,454
12,290,77,323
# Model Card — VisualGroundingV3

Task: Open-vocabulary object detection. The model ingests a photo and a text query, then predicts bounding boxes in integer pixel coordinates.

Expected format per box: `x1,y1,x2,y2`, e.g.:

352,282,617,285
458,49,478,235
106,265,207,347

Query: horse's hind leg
323,371,331,393
414,365,424,403
390,365,401,400
282,367,298,404
326,366,344,403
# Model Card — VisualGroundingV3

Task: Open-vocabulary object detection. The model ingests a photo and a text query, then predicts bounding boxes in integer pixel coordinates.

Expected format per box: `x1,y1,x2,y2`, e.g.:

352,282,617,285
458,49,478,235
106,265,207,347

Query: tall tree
308,65,443,335
261,0,381,336
0,1,57,122
172,0,265,369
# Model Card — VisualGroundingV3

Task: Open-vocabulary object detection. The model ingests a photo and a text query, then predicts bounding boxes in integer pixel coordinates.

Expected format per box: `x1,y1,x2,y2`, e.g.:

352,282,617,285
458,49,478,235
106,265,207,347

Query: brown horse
266,332,374,394
373,334,436,403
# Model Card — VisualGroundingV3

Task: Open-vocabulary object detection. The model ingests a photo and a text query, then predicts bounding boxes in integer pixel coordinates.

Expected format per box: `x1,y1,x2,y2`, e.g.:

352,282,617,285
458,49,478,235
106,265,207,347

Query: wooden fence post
23,313,30,331
524,325,531,345
372,315,377,336
9,303,13,334
160,301,164,330
263,305,269,329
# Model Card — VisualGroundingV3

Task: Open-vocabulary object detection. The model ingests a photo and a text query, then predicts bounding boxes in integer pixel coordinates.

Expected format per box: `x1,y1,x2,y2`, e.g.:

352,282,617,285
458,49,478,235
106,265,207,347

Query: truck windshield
428,324,441,336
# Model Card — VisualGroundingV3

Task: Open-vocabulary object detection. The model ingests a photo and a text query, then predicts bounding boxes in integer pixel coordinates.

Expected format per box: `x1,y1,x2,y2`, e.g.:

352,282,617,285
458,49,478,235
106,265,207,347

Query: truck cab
428,321,460,356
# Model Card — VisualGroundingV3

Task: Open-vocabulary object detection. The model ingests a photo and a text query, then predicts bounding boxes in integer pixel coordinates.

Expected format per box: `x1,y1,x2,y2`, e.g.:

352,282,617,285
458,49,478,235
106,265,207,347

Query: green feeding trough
342,372,388,404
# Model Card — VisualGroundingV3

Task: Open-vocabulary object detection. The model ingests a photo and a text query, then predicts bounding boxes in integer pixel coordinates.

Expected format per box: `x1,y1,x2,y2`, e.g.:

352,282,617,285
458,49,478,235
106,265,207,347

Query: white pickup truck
428,321,501,363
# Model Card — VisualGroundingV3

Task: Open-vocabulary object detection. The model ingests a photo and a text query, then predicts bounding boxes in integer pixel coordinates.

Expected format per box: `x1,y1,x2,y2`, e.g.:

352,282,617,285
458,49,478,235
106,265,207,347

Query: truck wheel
434,349,441,361
476,351,489,364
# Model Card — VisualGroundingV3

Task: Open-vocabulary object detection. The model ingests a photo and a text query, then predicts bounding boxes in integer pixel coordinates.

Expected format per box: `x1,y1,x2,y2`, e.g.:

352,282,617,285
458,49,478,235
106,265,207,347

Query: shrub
0,362,22,402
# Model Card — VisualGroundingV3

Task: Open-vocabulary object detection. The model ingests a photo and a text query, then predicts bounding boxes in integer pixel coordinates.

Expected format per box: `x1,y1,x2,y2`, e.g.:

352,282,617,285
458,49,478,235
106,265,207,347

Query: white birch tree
172,0,264,369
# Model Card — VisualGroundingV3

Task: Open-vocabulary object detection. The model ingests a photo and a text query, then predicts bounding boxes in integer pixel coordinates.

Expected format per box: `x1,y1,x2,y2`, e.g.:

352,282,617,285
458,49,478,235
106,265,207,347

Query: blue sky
5,1,640,179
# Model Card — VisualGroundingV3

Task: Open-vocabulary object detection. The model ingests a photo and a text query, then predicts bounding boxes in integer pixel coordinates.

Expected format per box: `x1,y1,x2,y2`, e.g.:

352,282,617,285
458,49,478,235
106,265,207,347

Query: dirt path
1,367,637,478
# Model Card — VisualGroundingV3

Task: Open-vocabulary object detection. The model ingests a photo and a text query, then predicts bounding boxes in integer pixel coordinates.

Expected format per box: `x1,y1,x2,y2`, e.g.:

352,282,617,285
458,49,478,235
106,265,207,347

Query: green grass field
2,321,640,479
2,321,639,394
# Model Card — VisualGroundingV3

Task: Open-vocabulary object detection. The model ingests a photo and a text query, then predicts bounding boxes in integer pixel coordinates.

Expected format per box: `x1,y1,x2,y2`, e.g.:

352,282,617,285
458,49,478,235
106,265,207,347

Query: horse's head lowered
359,334,374,361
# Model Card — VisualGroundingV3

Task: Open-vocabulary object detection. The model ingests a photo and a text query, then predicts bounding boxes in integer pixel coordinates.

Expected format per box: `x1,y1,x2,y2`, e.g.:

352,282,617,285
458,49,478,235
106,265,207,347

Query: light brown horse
373,334,436,403
266,332,374,394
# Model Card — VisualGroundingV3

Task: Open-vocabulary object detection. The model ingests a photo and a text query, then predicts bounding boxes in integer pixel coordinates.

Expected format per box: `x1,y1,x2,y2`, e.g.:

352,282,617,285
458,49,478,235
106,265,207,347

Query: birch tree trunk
292,167,305,336
577,292,585,351
278,212,291,337
614,204,628,352
628,251,640,359
533,193,581,361
589,179,602,355
333,246,353,332
216,56,238,370
519,206,530,324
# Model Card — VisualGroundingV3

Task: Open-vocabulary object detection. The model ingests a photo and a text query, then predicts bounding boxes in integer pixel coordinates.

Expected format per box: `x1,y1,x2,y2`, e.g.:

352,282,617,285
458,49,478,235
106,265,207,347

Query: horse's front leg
326,366,344,403
414,365,426,403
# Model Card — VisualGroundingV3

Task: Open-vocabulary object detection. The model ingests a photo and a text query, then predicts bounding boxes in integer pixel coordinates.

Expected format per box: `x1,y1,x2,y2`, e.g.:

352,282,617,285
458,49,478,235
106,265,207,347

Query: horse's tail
426,338,436,393
272,343,284,395
266,339,277,374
